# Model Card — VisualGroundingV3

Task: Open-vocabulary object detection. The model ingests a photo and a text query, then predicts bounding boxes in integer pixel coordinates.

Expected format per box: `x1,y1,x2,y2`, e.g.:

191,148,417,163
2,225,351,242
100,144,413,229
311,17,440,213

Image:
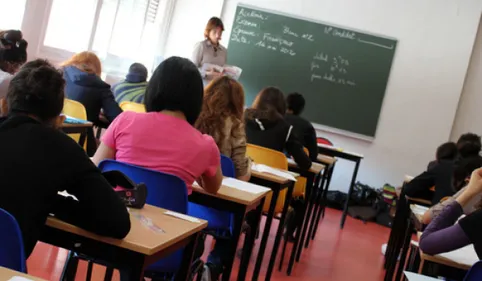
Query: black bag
350,182,378,207
102,170,147,209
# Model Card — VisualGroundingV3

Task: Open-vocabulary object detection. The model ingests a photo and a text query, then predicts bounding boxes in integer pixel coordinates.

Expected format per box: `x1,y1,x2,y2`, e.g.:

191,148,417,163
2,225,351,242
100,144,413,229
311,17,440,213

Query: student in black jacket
405,133,482,205
245,87,311,170
0,59,130,257
284,92,318,161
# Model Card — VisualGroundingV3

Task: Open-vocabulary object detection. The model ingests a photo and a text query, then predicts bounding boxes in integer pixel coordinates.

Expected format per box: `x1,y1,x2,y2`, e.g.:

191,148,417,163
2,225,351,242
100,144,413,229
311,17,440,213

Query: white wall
218,0,482,191
451,17,482,141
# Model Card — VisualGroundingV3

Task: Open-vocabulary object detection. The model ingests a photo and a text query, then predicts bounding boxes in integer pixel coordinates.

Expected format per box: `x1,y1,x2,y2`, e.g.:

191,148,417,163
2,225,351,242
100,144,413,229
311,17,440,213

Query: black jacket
0,115,130,257
245,110,312,170
284,114,318,161
63,66,122,123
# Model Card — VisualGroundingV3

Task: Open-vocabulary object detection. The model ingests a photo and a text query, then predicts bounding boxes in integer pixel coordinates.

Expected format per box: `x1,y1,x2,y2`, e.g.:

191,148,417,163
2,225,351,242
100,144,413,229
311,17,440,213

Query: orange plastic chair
247,144,289,213
119,101,146,113
63,99,87,146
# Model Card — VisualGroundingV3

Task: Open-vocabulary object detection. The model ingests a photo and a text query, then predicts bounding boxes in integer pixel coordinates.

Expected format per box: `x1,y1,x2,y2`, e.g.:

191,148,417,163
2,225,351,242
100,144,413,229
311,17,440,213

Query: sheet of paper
8,277,35,281
223,65,242,80
222,177,270,194
436,244,478,266
165,211,201,223
410,204,429,216
201,63,223,73
404,271,439,281
251,163,297,182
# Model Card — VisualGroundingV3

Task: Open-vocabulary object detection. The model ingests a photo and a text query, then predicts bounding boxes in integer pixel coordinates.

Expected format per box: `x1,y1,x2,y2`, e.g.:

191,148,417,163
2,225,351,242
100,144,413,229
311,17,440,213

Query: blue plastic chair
99,160,188,273
0,208,26,273
188,155,235,234
464,261,482,280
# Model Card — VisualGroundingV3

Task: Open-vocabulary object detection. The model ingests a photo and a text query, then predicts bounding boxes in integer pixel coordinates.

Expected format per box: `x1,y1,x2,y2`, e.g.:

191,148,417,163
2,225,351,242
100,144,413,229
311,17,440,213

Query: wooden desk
317,143,364,229
316,154,337,166
41,204,207,280
190,180,270,281
249,169,295,281
419,246,475,272
0,267,47,281
283,159,326,274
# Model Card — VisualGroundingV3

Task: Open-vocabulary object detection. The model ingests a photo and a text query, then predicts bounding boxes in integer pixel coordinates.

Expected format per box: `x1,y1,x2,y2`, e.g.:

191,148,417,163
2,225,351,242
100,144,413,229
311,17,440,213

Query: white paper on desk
404,271,439,281
165,210,201,223
8,277,35,281
411,205,429,216
222,177,270,194
436,244,479,267
251,163,297,182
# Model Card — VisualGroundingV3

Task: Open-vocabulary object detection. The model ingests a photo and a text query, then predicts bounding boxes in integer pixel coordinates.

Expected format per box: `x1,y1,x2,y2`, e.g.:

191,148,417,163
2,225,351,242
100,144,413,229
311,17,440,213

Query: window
0,0,27,31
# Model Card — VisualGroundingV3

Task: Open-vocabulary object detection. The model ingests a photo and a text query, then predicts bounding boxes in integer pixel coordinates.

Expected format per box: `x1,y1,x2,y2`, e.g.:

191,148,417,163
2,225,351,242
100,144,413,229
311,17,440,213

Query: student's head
126,63,148,83
453,156,482,191
286,92,305,115
5,59,65,127
61,51,102,76
457,133,482,158
0,30,28,74
204,17,224,44
436,142,457,161
144,56,203,125
251,87,286,120
195,76,245,138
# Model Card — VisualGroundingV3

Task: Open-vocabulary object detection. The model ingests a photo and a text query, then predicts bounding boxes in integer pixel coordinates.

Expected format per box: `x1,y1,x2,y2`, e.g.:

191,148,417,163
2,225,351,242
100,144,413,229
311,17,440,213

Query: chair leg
104,267,114,281
86,262,94,281
60,251,79,281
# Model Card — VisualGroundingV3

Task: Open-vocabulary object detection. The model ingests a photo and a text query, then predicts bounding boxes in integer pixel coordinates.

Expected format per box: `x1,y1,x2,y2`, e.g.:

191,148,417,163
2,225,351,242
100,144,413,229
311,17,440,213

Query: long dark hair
245,87,286,121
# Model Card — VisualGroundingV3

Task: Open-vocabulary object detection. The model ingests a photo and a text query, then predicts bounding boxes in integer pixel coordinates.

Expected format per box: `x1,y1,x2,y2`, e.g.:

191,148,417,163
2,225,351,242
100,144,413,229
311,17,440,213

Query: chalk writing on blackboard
283,26,299,37
238,8,268,20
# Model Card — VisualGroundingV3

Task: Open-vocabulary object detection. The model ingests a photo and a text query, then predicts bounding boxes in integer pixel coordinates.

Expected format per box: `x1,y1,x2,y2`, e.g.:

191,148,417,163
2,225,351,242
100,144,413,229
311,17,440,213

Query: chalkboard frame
229,3,399,141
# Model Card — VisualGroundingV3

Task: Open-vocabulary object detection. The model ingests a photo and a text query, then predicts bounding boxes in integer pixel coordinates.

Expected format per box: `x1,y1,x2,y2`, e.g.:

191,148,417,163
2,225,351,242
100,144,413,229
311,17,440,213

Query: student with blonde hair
61,51,121,123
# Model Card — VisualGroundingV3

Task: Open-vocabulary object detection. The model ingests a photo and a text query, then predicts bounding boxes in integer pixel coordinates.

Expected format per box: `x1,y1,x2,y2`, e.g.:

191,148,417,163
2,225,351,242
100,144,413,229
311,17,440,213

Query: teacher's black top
0,115,130,257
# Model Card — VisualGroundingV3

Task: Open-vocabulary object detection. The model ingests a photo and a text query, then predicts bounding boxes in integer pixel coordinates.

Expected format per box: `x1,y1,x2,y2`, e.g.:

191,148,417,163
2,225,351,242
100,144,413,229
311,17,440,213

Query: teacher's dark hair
144,56,203,125
246,87,286,121
7,59,65,122
204,17,224,38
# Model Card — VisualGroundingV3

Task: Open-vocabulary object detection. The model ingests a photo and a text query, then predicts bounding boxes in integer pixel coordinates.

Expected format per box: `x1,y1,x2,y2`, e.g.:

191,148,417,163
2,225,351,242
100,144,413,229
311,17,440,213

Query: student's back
112,63,148,104
0,60,130,257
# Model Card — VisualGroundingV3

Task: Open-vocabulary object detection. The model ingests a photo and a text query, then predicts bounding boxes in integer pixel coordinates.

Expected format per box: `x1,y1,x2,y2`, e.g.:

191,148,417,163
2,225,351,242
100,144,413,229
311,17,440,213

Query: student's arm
231,123,251,181
305,124,318,162
403,168,437,199
92,142,116,166
199,136,222,194
50,134,130,239
101,89,123,122
92,112,124,165
285,126,312,170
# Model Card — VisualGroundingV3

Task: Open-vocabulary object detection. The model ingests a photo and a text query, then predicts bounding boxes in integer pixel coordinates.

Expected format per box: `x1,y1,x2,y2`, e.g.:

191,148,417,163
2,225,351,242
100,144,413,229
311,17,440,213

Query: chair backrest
98,160,188,214
464,261,482,281
63,99,88,145
317,137,333,146
120,101,146,113
247,144,288,170
220,155,236,178
0,208,26,273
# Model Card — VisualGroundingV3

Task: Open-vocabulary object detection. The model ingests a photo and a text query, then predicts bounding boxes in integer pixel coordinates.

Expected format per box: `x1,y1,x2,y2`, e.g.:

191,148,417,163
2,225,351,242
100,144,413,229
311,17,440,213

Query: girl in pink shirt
92,56,222,195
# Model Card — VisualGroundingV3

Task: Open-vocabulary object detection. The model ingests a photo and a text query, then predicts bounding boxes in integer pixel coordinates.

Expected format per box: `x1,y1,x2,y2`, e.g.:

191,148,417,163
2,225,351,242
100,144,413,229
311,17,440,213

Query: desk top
419,245,477,271
405,175,414,183
61,122,93,128
410,204,428,224
287,158,325,174
0,267,47,281
251,169,292,184
317,154,337,165
193,178,270,206
46,204,207,255
317,143,364,158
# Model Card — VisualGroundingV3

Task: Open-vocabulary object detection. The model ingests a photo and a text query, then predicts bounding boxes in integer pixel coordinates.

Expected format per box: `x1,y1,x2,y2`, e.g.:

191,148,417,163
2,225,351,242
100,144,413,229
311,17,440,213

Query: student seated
0,59,130,258
112,63,148,104
195,76,251,181
244,87,311,170
61,51,122,124
422,156,482,224
284,92,318,161
404,133,482,205
93,56,222,195
427,141,457,170
419,167,482,259
0,30,27,100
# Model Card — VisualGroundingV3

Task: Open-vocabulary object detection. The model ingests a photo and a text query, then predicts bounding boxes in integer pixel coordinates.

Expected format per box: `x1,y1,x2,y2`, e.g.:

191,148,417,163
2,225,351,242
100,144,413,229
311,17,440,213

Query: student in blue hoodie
112,63,148,104
61,52,122,124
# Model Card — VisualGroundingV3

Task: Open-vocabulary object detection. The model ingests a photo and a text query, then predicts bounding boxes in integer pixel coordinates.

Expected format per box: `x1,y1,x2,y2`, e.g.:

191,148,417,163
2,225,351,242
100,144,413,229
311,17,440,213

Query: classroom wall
450,17,482,141
218,0,482,191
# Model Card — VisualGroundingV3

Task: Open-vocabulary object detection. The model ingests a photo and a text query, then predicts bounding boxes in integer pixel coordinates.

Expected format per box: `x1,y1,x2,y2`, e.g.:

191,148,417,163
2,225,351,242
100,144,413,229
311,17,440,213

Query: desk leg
312,165,333,240
238,198,265,281
395,218,413,281
295,173,316,262
86,127,97,157
252,189,280,281
266,182,293,280
222,211,246,281
174,233,200,281
305,172,326,248
119,260,145,281
340,159,361,229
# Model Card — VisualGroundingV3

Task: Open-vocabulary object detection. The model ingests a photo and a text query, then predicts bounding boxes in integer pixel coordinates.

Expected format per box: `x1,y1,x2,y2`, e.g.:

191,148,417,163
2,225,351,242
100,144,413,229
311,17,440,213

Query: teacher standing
192,17,227,85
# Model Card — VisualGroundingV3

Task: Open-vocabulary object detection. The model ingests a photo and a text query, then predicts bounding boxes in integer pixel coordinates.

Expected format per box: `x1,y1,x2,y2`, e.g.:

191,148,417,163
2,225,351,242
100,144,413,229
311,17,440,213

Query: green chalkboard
227,5,397,137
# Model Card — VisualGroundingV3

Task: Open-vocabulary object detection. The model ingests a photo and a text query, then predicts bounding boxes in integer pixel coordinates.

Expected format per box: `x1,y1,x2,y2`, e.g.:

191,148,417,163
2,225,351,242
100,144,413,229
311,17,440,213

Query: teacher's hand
206,69,223,80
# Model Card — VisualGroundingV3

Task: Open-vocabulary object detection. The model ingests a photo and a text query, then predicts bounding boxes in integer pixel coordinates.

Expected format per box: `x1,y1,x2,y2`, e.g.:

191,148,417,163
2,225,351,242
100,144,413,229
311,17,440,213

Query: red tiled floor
26,208,390,280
